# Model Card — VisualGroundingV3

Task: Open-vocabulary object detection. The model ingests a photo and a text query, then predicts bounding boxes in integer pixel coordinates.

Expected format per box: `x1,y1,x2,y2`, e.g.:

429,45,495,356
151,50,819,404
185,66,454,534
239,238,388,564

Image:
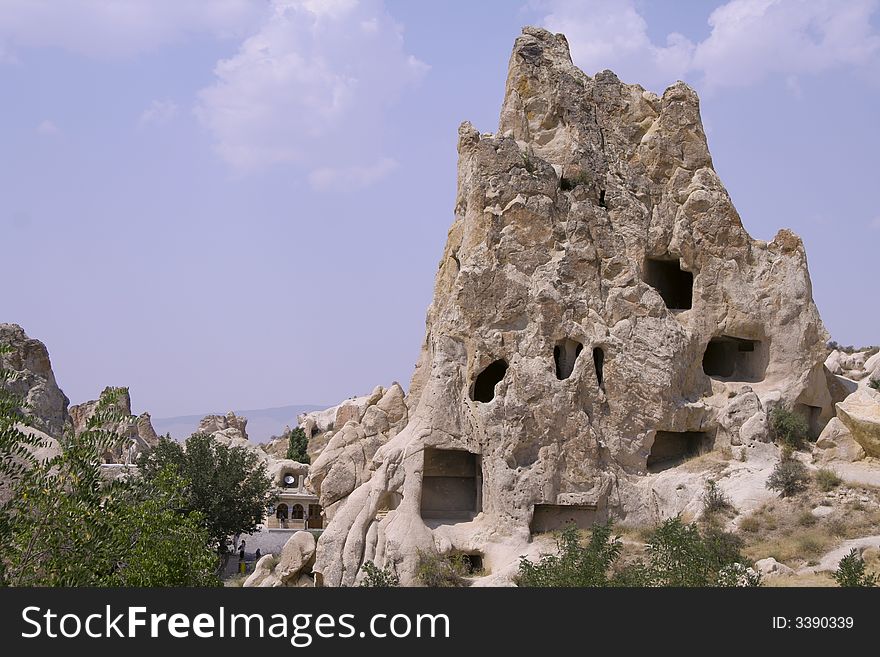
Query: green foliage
832,548,878,587
285,427,310,464
769,408,810,450
766,450,809,498
702,479,733,515
359,561,400,587
519,517,760,588
869,378,880,391
137,433,275,552
0,386,218,586
815,467,842,492
517,522,621,587
415,549,470,587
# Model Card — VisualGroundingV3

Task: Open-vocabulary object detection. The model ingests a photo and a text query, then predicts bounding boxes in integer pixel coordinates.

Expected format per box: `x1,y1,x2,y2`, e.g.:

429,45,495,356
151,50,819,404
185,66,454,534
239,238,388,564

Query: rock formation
70,386,160,463
0,323,69,437
311,27,833,587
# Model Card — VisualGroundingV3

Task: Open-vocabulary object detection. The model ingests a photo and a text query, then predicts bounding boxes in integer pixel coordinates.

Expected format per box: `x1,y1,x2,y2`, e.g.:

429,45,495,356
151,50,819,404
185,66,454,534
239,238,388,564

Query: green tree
286,426,310,464
137,433,275,552
517,522,622,587
1,388,219,586
832,548,878,587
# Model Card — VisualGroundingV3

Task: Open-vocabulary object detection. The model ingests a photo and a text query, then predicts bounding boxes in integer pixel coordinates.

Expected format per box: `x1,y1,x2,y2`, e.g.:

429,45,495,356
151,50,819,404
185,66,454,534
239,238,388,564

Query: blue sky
2,0,878,418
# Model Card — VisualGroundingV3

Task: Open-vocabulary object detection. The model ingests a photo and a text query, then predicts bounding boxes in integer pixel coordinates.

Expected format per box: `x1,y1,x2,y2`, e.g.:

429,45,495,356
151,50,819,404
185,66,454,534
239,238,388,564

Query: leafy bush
360,561,399,587
702,479,733,515
766,450,809,497
519,518,759,588
815,468,842,492
285,427,310,464
769,408,810,450
518,522,621,587
415,550,470,587
870,378,880,391
0,386,218,586
832,549,878,587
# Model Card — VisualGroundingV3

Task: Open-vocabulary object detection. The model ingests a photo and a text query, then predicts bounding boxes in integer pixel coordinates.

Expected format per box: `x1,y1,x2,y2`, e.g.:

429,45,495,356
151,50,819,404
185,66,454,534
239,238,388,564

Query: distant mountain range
152,404,326,444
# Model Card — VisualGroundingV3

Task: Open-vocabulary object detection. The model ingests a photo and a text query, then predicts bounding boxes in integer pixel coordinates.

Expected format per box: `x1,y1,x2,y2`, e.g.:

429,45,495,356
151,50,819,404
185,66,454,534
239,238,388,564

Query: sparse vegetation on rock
770,408,810,450
814,468,842,492
359,561,400,587
766,448,809,497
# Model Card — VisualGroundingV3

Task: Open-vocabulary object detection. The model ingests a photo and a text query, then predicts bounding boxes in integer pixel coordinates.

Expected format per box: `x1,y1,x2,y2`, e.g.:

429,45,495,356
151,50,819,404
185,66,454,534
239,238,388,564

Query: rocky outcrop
815,417,866,462
304,383,408,519
69,386,160,463
0,323,69,437
311,27,831,587
243,531,316,588
825,348,880,383
835,388,880,457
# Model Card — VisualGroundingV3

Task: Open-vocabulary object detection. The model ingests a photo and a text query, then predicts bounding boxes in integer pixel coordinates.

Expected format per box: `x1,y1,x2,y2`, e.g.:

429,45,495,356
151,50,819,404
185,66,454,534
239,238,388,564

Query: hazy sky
2,0,878,418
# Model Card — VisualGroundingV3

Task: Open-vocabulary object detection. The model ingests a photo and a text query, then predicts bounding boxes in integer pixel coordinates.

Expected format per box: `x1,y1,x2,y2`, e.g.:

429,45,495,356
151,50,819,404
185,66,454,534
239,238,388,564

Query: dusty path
798,535,880,574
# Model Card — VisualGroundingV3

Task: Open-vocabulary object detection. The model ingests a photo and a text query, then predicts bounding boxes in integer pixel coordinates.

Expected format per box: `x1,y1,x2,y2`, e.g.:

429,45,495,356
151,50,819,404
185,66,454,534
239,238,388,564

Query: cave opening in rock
795,403,823,440
530,504,601,533
462,553,483,574
647,431,711,473
420,448,482,521
593,347,605,387
599,189,607,208
643,257,693,310
471,359,509,402
702,336,768,382
554,339,583,380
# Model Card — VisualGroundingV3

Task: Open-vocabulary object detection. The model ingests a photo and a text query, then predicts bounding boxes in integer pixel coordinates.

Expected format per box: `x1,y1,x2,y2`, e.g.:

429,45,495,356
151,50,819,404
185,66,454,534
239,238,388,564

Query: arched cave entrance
702,336,768,382
554,339,583,380
644,257,693,310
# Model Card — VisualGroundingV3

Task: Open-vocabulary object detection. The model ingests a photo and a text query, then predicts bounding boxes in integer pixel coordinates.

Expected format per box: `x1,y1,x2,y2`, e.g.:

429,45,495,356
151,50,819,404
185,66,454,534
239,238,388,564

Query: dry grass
762,572,836,587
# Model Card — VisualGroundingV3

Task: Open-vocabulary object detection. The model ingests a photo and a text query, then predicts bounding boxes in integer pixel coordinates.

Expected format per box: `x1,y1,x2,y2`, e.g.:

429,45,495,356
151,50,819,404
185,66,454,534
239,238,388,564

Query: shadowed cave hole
593,347,605,387
530,504,601,533
420,448,482,521
599,189,607,208
554,339,583,380
702,336,767,382
643,257,693,310
647,431,712,473
462,553,483,574
471,359,508,402
795,403,823,440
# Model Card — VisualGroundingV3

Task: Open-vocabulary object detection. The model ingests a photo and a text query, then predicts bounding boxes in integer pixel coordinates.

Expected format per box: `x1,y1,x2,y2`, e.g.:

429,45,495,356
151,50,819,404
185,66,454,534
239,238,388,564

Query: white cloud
195,0,427,177
534,0,880,92
138,100,179,128
537,0,694,90
308,157,398,191
0,1,266,57
36,119,59,136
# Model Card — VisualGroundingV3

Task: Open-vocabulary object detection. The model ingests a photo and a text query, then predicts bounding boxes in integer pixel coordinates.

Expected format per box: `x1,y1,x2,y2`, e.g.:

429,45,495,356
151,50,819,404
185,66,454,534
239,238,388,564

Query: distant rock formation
311,27,833,587
70,386,160,464
0,323,69,437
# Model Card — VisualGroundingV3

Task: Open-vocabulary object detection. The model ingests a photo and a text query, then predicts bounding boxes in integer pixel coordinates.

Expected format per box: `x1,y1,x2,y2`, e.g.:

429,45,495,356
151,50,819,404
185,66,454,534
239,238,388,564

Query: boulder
815,417,865,462
275,531,316,585
69,387,160,463
755,557,794,578
836,388,880,457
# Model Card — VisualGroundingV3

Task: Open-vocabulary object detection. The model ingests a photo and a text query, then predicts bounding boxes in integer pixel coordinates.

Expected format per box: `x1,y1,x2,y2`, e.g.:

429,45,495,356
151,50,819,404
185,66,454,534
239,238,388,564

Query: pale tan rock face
69,386,161,464
836,389,880,457
312,27,829,586
0,323,69,437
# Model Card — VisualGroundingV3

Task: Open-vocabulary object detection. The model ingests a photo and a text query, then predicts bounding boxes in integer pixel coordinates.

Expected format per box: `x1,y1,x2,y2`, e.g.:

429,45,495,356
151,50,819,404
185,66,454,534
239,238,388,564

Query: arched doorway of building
292,504,304,520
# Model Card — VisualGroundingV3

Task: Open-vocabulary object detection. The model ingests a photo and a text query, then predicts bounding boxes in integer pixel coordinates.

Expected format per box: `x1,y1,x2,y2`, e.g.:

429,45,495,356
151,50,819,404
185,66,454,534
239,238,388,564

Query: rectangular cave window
530,504,601,533
647,431,711,473
643,257,693,310
795,404,823,440
702,336,768,382
420,448,482,521
554,339,583,380
462,553,483,574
